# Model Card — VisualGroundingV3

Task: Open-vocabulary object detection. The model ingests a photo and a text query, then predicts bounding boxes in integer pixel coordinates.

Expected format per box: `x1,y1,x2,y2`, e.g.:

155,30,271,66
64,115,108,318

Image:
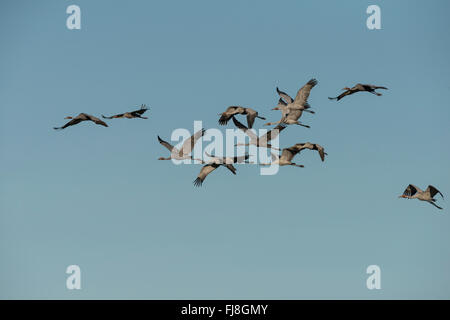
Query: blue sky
1,0,450,299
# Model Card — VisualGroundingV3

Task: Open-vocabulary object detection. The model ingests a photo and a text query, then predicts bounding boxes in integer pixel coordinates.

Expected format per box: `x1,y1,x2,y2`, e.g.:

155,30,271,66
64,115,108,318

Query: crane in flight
53,113,108,130
328,84,388,101
399,184,444,209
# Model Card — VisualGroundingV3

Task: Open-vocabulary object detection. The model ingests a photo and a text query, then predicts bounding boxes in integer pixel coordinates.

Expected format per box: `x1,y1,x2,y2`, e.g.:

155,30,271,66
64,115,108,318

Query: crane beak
398,195,406,198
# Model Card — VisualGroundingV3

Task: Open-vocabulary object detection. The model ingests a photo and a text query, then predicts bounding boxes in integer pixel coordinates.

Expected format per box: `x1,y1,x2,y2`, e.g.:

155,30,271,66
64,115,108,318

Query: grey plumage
218,106,265,128
329,84,388,101
267,79,317,127
233,116,286,150
399,184,444,209
193,162,236,187
54,113,108,130
157,128,205,160
102,104,149,119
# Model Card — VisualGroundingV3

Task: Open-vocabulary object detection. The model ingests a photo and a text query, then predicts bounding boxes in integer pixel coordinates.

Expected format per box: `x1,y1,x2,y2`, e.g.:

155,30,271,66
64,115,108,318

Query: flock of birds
53,81,444,209
53,104,149,130
156,78,328,187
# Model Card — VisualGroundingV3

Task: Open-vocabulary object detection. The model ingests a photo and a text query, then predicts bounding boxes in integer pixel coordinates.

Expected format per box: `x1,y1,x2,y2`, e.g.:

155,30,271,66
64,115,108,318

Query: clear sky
1,0,450,299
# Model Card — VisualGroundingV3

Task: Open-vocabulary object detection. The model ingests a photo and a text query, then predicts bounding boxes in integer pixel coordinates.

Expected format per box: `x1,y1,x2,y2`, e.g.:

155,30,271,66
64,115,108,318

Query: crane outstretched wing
232,116,258,141
261,124,286,142
276,87,293,104
219,106,241,125
294,78,317,105
193,163,220,187
182,128,206,156
131,105,149,116
402,184,420,197
157,136,175,152
427,185,444,199
102,113,125,119
53,118,82,130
